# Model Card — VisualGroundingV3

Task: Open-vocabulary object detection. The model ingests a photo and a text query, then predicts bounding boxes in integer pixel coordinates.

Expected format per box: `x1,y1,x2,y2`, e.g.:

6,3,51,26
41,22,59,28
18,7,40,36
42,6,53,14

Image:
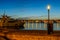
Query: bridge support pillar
28,22,30,29
40,23,41,28
36,23,38,29
57,23,59,28
44,23,47,28
32,22,34,29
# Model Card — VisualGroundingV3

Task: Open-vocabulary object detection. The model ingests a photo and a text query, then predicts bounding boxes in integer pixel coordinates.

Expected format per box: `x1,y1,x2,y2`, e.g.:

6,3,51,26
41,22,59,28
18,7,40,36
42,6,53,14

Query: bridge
18,20,60,30
20,20,60,23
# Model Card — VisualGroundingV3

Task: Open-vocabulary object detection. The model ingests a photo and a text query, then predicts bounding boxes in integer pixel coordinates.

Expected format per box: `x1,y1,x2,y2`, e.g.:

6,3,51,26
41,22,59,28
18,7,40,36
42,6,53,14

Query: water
24,22,60,30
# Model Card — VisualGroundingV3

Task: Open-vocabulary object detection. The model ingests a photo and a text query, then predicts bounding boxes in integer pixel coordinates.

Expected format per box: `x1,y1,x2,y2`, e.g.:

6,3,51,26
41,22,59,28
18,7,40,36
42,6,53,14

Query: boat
0,14,25,30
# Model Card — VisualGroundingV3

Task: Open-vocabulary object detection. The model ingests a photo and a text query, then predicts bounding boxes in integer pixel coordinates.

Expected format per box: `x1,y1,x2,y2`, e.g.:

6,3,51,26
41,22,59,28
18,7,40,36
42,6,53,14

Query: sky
0,0,60,19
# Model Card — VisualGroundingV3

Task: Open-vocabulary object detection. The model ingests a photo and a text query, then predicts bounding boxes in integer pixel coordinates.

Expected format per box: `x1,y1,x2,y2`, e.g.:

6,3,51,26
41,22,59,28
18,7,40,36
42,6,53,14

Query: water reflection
53,23,60,30
24,22,60,30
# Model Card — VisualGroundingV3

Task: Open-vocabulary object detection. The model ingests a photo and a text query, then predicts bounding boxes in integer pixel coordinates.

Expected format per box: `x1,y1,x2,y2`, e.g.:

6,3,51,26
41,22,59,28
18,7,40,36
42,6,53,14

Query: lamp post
47,4,51,34
47,5,50,23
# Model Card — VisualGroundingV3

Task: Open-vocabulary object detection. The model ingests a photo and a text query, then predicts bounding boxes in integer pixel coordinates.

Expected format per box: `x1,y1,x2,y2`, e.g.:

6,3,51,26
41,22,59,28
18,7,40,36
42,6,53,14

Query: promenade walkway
0,30,60,40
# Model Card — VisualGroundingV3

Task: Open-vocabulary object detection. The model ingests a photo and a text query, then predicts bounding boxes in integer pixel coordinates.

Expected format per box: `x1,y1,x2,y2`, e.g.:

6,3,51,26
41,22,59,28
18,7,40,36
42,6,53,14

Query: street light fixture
47,5,50,10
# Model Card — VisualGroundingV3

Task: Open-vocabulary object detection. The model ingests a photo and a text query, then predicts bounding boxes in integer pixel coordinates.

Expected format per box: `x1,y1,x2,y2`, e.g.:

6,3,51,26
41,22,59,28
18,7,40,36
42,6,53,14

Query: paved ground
0,30,60,40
